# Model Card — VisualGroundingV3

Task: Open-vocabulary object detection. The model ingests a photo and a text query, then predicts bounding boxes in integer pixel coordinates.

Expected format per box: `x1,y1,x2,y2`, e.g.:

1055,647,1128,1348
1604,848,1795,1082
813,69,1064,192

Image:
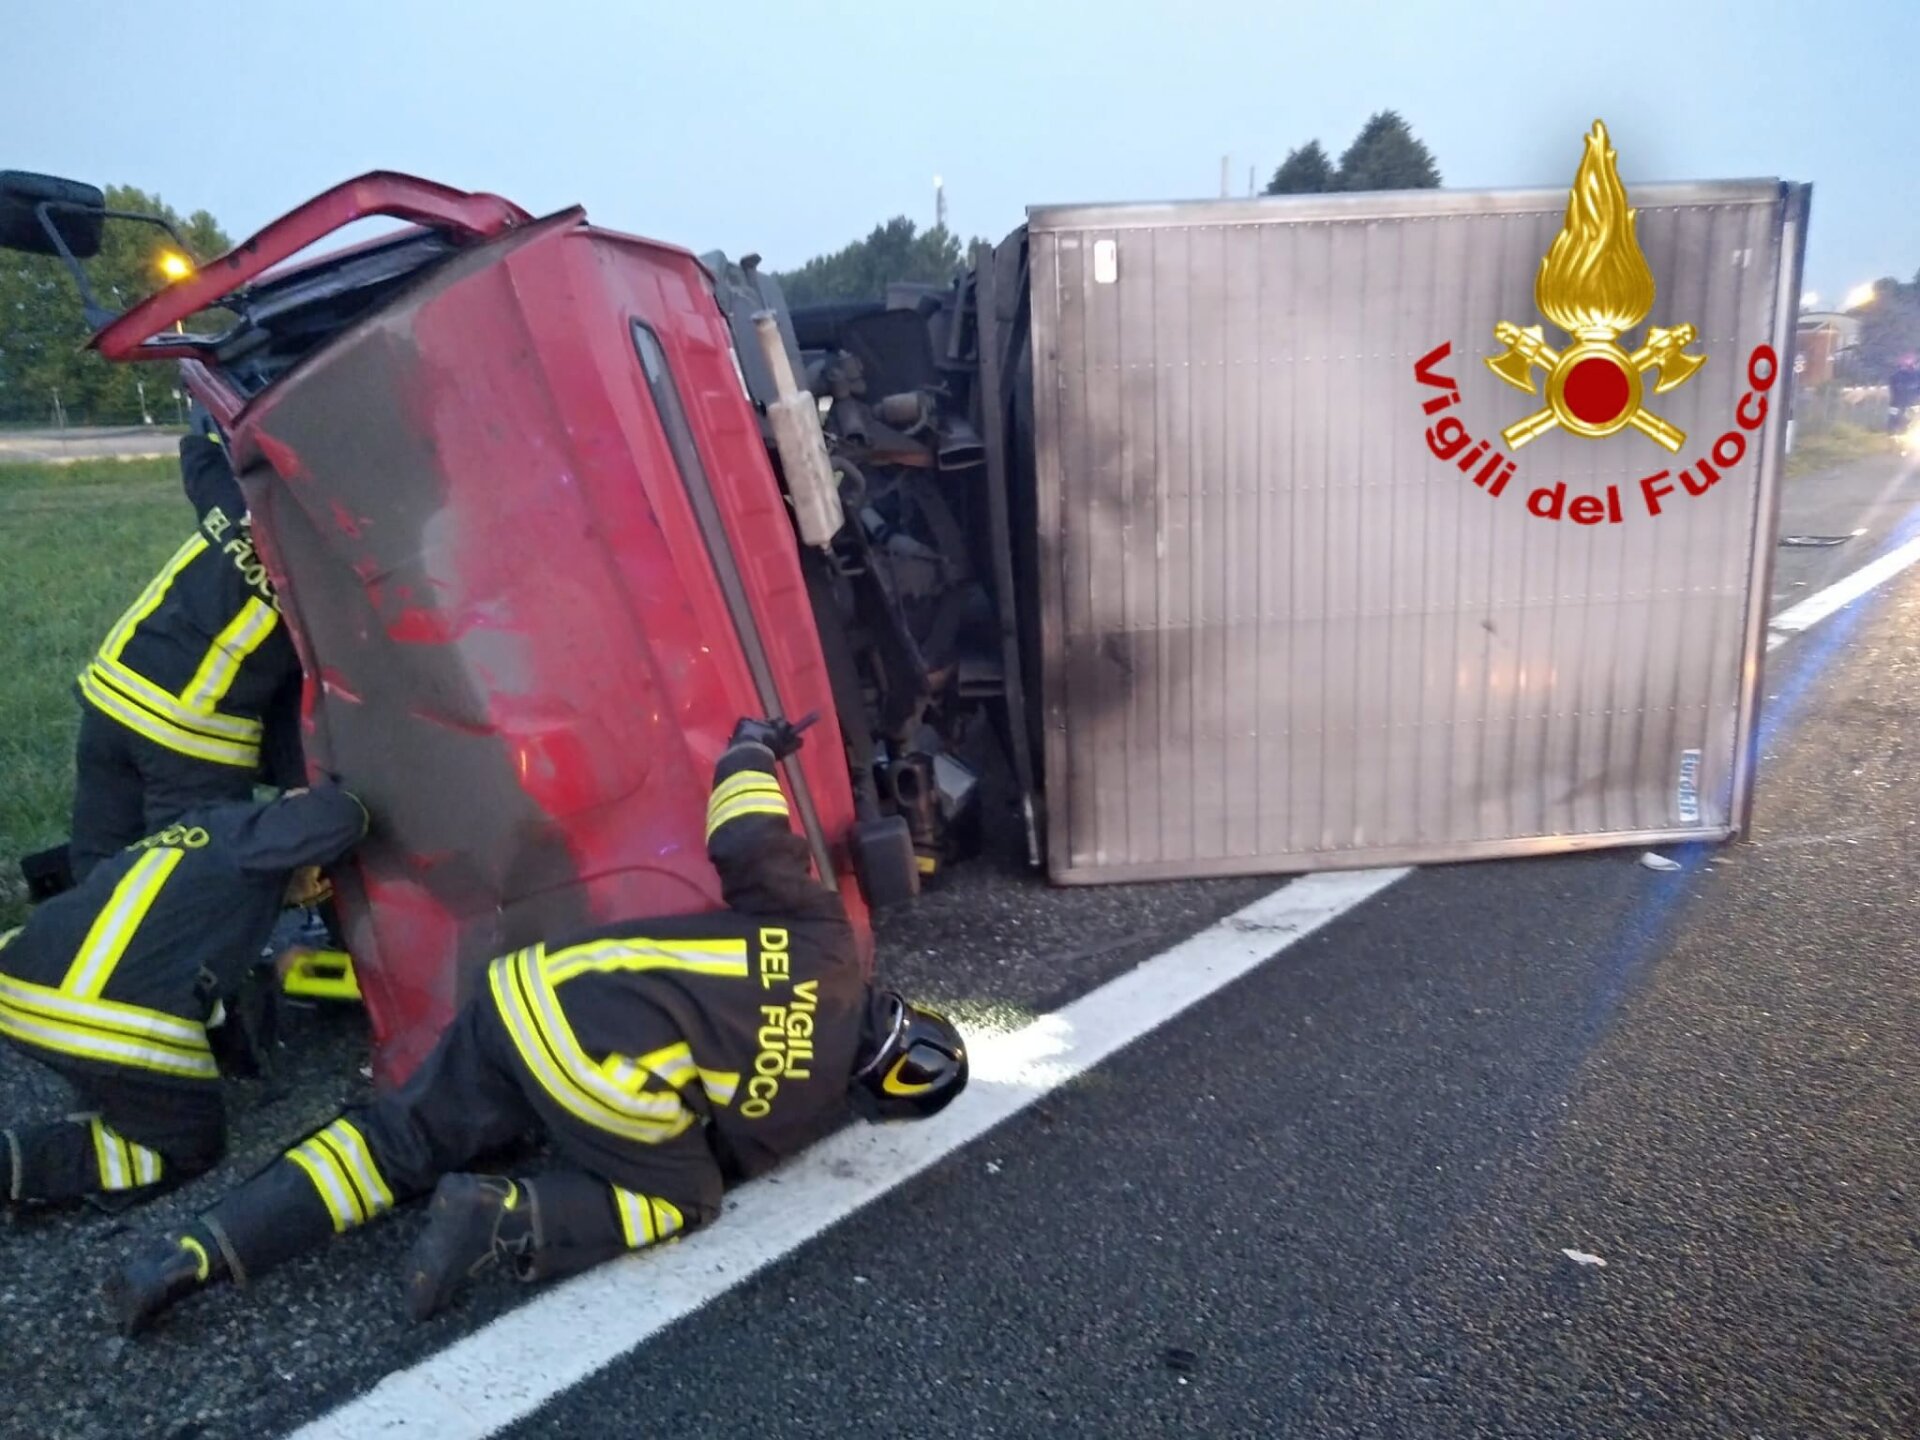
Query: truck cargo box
1026,175,1810,881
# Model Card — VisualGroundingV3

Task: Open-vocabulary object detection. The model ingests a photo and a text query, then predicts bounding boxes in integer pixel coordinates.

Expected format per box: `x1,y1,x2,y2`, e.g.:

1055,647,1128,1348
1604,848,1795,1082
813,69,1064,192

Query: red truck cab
90,175,870,1084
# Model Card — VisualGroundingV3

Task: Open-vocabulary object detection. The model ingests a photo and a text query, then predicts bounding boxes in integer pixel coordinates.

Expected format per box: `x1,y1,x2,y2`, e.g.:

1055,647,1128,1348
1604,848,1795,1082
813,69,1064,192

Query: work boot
404,1173,532,1322
104,1229,225,1337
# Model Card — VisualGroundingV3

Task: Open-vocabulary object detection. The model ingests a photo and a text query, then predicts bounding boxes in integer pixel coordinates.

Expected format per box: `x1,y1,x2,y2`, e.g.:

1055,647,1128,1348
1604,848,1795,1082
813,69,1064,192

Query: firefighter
68,409,304,883
1889,355,1920,434
107,716,969,1336
0,784,368,1213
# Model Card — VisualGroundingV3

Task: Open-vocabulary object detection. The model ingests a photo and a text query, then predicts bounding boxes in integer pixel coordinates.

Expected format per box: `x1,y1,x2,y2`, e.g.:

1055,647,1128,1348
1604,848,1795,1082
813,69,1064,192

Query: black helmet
850,991,968,1121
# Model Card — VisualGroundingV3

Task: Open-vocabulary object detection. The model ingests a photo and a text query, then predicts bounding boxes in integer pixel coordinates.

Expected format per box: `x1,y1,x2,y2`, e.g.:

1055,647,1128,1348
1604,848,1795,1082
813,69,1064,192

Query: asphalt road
0,425,183,463
1,452,1914,1439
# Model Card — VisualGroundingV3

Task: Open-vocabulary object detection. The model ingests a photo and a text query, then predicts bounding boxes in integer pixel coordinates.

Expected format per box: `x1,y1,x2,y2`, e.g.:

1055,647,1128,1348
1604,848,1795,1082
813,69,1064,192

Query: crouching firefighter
109,716,969,1336
0,784,368,1213
67,411,304,884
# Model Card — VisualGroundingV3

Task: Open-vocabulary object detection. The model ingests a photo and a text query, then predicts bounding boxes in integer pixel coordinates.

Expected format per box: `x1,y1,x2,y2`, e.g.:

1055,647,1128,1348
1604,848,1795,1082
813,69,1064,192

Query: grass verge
1785,422,1895,479
0,457,186,927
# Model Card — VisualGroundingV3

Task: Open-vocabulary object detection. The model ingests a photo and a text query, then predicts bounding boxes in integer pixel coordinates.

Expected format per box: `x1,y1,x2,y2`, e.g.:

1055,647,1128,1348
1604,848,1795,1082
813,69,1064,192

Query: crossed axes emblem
1486,321,1706,454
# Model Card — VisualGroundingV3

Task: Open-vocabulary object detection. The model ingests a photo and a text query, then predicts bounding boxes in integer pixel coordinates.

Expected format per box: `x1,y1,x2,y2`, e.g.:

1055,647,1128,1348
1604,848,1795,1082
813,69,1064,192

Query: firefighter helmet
851,991,968,1121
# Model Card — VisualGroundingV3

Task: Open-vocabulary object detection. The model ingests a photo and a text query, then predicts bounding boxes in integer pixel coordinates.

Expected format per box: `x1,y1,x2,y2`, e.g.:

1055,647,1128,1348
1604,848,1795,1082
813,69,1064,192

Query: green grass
1785,422,1893,479
0,457,186,927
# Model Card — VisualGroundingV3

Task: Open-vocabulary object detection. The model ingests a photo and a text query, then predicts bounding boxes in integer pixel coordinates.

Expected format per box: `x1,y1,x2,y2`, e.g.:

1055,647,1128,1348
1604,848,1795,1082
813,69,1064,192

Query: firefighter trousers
202,993,724,1286
3,1065,224,1206
69,706,256,883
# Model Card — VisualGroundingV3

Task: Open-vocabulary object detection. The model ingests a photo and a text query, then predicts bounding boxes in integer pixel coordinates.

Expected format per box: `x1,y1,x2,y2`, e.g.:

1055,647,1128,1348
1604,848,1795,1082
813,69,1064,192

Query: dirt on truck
0,151,1810,1084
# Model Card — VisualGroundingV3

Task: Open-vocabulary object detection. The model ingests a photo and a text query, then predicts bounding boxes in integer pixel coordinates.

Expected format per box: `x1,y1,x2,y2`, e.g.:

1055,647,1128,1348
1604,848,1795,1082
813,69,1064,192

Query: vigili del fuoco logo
1413,120,1778,524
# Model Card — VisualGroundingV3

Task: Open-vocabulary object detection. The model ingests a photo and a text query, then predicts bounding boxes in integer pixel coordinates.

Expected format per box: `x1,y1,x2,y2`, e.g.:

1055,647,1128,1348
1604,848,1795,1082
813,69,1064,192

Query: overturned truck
0,159,1811,1082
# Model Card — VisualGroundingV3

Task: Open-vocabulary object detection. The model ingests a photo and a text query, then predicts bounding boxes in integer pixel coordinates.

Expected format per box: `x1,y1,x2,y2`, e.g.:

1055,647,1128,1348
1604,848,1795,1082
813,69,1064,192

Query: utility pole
1248,164,1256,197
934,174,947,232
1220,155,1229,198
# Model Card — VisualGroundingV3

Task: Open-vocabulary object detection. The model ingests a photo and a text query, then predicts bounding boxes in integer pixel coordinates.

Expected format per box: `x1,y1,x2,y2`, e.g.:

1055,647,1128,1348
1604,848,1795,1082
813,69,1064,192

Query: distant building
1794,310,1861,387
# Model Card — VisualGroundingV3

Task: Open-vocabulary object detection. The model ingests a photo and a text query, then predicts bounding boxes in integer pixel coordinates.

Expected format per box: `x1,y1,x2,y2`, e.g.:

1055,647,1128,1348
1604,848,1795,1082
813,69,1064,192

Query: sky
9,1,1914,307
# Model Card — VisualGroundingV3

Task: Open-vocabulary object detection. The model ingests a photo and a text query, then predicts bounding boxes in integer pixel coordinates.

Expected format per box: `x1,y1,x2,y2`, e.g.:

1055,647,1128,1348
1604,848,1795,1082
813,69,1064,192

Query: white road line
293,514,1920,1439
1767,530,1920,650
290,867,1410,1440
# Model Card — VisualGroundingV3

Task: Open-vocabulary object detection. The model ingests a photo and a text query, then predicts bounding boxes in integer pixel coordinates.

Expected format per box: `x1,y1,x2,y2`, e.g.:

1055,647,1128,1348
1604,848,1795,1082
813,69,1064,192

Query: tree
1264,141,1335,196
1332,110,1441,192
1260,111,1442,198
0,185,232,425
773,217,984,307
1850,273,1920,380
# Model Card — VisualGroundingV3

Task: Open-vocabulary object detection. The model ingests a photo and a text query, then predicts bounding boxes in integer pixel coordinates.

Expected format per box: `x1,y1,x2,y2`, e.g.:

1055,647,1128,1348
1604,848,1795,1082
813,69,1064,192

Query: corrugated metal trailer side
1028,180,1810,883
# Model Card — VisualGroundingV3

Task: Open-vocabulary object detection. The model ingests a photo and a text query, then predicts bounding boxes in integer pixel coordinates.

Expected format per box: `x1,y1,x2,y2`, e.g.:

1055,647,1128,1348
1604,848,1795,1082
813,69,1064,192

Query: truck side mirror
0,170,106,259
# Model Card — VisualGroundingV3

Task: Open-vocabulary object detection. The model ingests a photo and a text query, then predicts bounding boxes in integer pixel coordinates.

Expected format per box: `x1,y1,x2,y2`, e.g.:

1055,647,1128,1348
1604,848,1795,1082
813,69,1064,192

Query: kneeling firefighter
109,716,968,1335
0,784,368,1211
65,409,305,885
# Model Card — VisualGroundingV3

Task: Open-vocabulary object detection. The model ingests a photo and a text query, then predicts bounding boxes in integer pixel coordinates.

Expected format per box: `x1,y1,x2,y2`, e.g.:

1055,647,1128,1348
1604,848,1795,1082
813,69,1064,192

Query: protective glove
728,712,819,762
187,399,227,448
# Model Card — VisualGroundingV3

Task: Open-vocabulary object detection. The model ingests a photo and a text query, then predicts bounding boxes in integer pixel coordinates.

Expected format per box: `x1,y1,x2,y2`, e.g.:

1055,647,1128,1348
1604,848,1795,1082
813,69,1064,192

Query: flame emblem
1486,120,1705,453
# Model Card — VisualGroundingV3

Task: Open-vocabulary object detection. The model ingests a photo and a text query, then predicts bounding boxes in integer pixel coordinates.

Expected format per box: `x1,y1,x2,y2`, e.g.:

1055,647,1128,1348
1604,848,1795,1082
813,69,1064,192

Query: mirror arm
33,200,115,330
99,207,193,254
31,203,209,332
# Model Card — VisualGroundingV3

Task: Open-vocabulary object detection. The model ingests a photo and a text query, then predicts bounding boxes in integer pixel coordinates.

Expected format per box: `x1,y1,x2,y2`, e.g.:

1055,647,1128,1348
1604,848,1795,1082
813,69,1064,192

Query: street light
1844,281,1877,311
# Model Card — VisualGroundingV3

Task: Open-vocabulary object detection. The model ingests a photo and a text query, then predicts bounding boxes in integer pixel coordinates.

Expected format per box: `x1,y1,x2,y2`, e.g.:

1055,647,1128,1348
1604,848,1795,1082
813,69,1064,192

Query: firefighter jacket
486,738,878,1185
0,785,367,1089
77,433,300,771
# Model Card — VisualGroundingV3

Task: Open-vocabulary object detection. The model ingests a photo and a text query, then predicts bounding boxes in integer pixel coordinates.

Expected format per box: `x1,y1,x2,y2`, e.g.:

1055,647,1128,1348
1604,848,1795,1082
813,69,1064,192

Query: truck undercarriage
700,245,1044,894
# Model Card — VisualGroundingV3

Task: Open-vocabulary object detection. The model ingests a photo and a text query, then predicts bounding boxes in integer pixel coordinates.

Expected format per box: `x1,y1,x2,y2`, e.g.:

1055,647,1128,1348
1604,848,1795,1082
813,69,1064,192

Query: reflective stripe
317,1119,394,1218
60,849,182,997
79,670,261,768
618,1043,740,1108
705,792,790,841
0,1008,216,1079
600,1051,692,1101
518,960,683,1123
603,1043,740,1109
0,927,18,951
705,771,789,841
86,1118,164,1192
287,1134,365,1232
543,938,750,985
180,597,279,712
93,531,276,750
610,1191,684,1249
99,535,207,662
179,1236,211,1282
487,955,695,1145
88,655,263,743
0,979,216,1080
634,1042,696,1087
651,1197,684,1240
130,1137,163,1186
0,973,212,1051
613,1186,654,1248
710,779,783,814
697,1068,740,1107
91,1118,130,1191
